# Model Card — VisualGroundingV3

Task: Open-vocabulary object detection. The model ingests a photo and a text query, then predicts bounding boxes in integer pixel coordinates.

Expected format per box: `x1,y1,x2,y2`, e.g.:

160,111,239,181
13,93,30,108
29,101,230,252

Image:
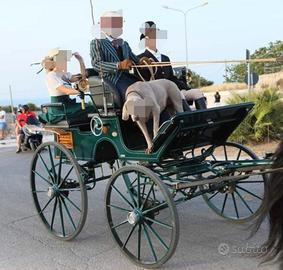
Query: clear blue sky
0,0,282,105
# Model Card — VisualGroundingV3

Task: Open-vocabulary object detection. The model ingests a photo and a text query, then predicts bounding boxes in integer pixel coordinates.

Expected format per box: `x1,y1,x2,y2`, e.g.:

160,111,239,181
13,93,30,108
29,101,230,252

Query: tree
188,70,214,88
224,40,283,83
26,103,40,111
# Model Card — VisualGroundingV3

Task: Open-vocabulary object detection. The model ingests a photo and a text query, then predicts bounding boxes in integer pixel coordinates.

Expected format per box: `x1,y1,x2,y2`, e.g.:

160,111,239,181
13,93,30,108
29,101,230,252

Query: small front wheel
30,141,88,240
105,165,179,268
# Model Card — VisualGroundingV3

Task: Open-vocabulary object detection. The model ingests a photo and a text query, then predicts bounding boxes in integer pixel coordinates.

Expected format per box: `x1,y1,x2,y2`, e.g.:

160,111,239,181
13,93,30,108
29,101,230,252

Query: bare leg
16,133,23,153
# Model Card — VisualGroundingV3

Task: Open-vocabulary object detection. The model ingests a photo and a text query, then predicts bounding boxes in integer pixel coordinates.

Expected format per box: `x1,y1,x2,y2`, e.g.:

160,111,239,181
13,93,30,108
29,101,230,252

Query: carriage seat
87,68,122,111
40,102,91,130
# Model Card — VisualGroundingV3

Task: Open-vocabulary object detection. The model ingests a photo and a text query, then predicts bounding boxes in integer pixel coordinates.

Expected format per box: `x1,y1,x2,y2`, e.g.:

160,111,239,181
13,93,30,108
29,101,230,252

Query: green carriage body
65,102,256,164
31,76,276,268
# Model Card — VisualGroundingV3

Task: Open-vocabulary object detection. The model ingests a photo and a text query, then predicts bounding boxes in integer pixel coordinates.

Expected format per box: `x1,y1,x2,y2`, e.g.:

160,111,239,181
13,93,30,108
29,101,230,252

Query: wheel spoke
39,197,54,214
111,184,134,209
235,190,254,214
111,219,128,230
137,224,142,260
231,193,239,218
140,182,155,211
50,197,58,230
32,170,53,186
144,222,169,251
236,149,242,160
144,216,173,230
60,196,77,230
211,153,217,161
143,223,157,262
137,173,141,208
107,204,131,213
122,173,137,207
38,152,55,183
207,191,220,201
59,166,74,188
223,145,228,160
58,197,66,237
236,185,262,200
141,177,148,198
60,193,82,212
48,146,57,183
122,224,137,249
57,151,63,185
221,194,228,214
142,202,168,215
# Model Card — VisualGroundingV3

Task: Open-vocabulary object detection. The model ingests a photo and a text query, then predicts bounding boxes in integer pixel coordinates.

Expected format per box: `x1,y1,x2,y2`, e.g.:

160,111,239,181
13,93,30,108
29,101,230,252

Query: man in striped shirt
90,10,150,102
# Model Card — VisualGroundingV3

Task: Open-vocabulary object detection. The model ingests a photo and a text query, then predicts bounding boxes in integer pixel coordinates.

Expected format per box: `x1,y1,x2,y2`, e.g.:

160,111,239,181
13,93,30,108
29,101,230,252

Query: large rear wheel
201,142,265,222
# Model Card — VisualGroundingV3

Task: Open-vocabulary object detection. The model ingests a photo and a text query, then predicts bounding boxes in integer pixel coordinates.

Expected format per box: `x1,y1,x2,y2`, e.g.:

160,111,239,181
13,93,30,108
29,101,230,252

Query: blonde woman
39,49,90,124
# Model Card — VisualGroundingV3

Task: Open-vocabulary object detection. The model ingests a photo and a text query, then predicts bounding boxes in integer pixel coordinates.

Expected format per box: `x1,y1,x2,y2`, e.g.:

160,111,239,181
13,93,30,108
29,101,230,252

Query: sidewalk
0,137,17,148
0,135,54,149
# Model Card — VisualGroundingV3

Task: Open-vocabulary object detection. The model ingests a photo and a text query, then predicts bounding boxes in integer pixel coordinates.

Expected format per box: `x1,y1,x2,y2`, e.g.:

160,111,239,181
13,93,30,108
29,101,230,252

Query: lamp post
163,2,208,70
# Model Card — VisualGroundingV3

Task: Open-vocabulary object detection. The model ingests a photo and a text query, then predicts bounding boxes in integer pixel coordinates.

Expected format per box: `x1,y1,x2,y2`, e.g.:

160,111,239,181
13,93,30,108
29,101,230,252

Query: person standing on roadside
0,106,7,140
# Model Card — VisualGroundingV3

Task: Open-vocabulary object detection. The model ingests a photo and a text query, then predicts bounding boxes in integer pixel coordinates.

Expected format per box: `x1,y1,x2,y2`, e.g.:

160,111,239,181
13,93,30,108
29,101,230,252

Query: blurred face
100,15,123,39
54,50,72,72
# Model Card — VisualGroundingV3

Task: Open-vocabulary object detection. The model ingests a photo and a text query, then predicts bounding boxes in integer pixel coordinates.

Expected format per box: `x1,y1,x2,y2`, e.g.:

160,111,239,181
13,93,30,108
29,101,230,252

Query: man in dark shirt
136,21,207,110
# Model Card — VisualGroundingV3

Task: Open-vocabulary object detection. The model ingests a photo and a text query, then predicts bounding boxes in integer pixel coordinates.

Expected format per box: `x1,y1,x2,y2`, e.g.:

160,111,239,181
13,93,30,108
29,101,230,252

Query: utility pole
246,49,251,92
9,85,14,114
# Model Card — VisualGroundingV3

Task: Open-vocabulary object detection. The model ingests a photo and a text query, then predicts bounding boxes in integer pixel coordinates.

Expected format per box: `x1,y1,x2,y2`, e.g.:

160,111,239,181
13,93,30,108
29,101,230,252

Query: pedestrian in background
0,106,7,140
214,91,221,103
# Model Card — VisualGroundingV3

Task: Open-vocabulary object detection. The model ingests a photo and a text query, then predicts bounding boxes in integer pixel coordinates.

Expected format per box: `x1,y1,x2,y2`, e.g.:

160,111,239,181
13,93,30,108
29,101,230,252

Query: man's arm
90,39,119,74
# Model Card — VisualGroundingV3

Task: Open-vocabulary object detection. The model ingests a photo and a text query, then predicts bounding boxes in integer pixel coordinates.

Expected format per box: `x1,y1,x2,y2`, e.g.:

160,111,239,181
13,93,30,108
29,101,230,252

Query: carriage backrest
152,103,254,154
88,76,122,111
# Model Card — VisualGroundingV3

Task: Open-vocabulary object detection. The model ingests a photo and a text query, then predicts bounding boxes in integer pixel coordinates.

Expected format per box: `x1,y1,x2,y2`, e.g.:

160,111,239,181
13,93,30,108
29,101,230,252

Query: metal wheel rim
30,141,88,240
201,141,265,222
105,165,179,268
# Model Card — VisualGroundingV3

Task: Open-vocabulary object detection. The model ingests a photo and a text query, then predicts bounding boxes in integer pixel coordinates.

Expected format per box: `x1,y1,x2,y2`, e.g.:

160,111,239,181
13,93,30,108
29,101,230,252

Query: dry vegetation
201,83,247,93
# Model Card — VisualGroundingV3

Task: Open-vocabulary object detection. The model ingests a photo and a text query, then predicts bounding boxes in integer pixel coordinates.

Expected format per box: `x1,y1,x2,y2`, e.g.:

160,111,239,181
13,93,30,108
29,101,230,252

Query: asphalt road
0,146,278,270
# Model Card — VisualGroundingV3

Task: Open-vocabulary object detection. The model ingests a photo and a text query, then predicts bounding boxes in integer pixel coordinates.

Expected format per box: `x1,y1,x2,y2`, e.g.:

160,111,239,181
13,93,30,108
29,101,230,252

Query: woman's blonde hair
41,56,56,71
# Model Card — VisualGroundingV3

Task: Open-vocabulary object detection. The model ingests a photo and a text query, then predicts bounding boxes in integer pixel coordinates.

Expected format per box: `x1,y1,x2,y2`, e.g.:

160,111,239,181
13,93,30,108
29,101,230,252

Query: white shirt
46,71,72,97
0,110,6,123
146,47,162,62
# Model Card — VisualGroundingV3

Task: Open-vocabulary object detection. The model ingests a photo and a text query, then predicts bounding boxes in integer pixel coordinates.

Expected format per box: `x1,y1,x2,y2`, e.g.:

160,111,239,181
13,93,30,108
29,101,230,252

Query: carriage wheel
105,165,179,268
30,141,88,240
201,141,265,222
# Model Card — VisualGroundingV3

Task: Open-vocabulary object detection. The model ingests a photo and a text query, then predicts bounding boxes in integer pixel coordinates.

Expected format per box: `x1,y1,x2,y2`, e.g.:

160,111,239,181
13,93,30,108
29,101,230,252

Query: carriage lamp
112,131,118,137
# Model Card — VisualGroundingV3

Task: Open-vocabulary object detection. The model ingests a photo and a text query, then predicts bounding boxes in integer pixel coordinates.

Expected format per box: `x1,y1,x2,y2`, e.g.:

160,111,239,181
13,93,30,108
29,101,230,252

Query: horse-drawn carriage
31,70,274,268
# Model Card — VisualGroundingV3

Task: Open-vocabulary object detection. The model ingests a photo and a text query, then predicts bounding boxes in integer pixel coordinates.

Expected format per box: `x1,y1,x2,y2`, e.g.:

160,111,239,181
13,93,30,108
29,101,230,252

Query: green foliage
227,88,283,143
26,103,40,111
0,106,16,113
224,40,283,82
189,70,214,88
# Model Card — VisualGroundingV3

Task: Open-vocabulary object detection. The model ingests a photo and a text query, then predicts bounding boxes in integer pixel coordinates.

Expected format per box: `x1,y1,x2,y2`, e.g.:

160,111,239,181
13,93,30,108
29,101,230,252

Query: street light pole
184,12,189,70
163,2,208,70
